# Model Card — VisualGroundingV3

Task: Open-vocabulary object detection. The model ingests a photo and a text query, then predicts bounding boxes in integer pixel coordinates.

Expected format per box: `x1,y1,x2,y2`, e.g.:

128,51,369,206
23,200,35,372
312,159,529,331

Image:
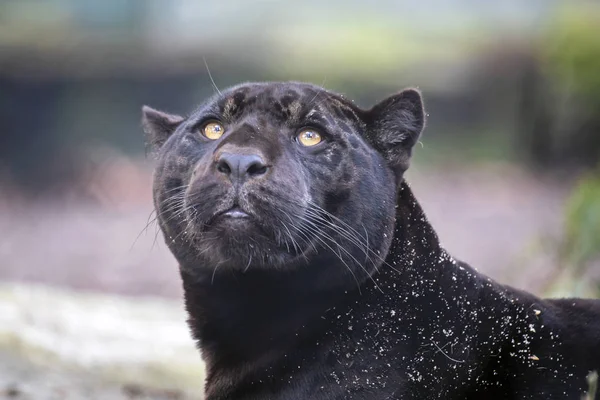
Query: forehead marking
287,100,302,124
222,97,237,120
330,98,360,122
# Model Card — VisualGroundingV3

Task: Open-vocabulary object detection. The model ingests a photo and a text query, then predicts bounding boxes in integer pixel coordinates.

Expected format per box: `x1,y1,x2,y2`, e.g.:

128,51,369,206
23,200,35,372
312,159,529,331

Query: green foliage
541,168,600,298
543,4,600,106
562,171,600,271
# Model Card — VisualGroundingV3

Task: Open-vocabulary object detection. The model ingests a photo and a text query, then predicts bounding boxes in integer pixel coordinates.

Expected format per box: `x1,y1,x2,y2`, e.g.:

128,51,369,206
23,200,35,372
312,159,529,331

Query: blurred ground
0,348,192,400
0,282,203,400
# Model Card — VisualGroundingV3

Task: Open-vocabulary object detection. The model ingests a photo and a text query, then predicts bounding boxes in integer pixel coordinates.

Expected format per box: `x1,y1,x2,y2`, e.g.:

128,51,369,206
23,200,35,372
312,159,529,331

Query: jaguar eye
202,122,225,140
297,129,322,147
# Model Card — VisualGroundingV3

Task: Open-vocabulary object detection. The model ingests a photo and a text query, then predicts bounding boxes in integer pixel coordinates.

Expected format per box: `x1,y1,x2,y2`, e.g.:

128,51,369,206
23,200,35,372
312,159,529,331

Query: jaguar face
143,82,424,282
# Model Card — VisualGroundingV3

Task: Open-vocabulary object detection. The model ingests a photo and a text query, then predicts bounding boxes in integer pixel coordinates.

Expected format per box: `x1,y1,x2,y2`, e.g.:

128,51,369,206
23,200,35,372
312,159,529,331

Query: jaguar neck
179,180,444,370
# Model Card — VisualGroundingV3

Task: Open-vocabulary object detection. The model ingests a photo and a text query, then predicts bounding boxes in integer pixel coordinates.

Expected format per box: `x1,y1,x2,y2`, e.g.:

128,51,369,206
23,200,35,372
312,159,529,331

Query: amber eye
202,122,225,140
297,129,322,147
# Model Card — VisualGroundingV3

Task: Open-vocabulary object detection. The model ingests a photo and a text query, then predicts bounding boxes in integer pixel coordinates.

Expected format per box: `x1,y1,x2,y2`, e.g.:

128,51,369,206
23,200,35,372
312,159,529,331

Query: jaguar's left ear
364,88,425,177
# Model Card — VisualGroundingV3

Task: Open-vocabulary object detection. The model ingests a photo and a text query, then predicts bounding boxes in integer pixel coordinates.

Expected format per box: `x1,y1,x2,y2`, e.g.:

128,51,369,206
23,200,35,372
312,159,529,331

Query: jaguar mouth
221,207,250,219
185,202,316,268
206,205,256,229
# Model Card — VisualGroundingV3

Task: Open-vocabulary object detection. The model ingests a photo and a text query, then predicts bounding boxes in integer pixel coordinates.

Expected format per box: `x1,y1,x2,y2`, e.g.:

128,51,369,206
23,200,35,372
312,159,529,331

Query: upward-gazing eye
202,121,225,140
297,129,322,147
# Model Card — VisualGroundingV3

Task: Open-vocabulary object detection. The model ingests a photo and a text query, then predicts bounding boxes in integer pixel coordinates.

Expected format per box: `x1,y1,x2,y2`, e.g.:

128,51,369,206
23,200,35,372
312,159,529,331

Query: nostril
247,162,268,176
217,159,232,175
215,152,268,180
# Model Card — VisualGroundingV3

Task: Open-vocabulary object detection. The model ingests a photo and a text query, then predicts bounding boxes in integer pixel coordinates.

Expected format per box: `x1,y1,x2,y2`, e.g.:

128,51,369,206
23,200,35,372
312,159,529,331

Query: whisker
362,223,370,263
279,220,295,254
295,221,362,293
303,209,376,268
297,214,383,293
315,236,363,294
271,205,317,259
203,57,222,95
211,257,230,285
271,196,378,267
288,211,370,292
244,255,253,273
307,76,327,109
307,200,401,275
268,197,382,278
133,187,190,250
308,200,368,242
130,208,157,250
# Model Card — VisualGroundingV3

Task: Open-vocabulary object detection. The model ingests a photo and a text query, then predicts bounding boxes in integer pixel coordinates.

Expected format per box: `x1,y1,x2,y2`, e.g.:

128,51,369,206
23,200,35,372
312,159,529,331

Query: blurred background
1,0,599,398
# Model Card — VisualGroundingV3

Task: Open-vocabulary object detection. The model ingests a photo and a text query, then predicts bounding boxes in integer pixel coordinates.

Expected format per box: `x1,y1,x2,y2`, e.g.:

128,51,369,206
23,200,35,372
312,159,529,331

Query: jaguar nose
215,152,269,183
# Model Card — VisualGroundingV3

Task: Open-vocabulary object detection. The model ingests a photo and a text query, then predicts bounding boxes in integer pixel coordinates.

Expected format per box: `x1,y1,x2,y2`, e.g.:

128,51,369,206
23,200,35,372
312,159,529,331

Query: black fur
143,82,600,399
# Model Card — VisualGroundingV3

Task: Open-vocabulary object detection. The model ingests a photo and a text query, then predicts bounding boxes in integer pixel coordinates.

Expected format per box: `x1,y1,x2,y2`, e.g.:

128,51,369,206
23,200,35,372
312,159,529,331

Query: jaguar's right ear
141,106,185,151
364,88,425,179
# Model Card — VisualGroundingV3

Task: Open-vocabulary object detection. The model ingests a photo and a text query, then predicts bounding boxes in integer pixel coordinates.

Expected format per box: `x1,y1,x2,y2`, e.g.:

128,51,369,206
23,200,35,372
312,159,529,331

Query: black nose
216,152,268,182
